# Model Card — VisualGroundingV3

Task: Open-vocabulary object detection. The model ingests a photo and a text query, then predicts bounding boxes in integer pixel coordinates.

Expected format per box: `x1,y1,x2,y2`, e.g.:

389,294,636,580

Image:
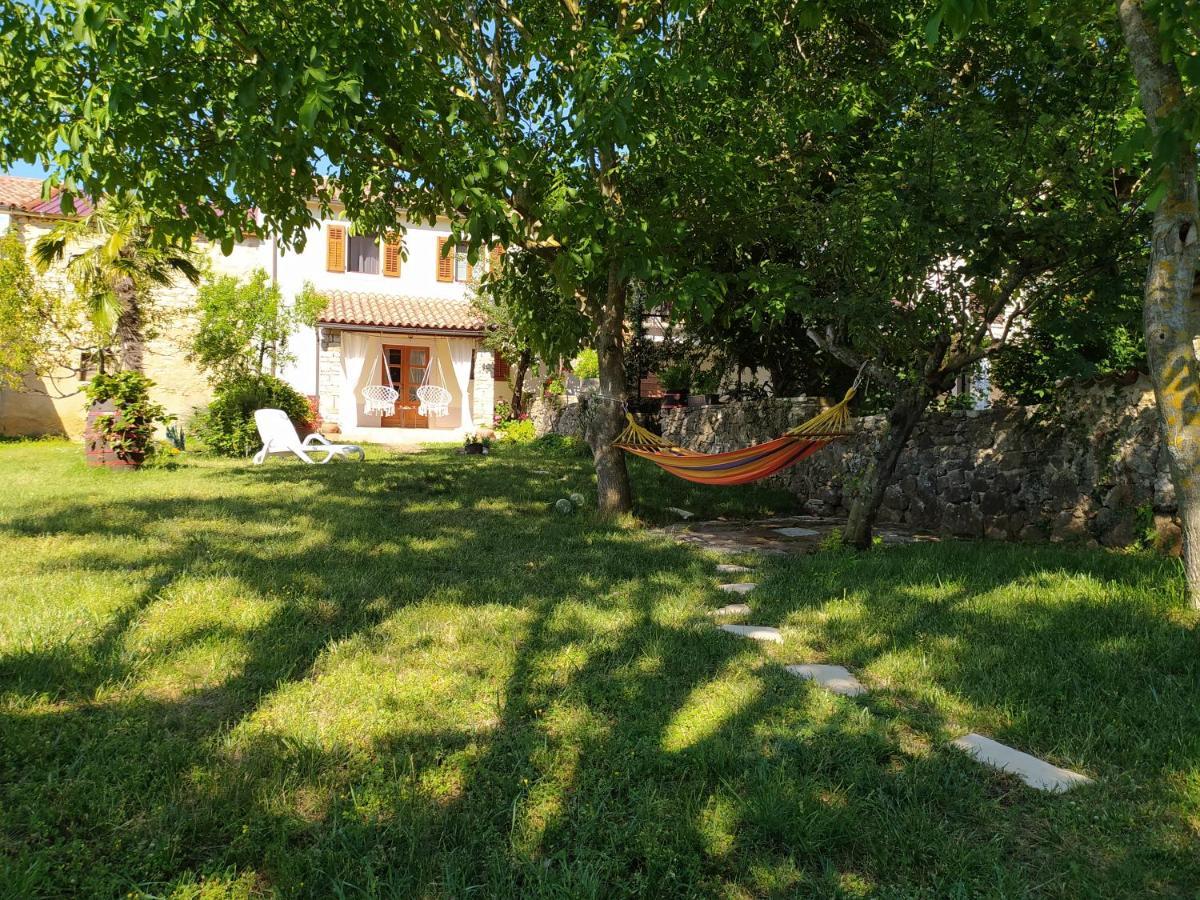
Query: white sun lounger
251,408,364,465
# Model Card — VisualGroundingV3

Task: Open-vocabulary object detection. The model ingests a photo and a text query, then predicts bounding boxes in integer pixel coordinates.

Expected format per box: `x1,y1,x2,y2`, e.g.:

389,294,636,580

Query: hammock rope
613,385,857,486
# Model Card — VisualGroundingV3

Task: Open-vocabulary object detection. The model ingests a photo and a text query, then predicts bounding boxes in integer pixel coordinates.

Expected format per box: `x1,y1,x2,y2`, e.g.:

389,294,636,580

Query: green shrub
659,363,692,392
493,399,514,424
531,433,591,457
692,367,721,395
497,417,536,444
571,348,599,380
193,373,311,457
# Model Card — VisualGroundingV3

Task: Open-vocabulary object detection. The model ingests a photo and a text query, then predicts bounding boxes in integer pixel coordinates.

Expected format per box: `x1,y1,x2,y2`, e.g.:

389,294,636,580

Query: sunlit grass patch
0,439,1197,897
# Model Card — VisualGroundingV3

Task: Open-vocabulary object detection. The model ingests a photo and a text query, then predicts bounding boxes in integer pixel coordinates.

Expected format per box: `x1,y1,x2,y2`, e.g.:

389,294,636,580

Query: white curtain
449,340,474,429
425,342,453,422
340,332,372,429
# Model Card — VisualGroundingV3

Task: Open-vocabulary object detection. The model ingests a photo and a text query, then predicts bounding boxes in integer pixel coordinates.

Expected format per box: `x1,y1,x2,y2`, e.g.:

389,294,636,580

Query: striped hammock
614,387,856,486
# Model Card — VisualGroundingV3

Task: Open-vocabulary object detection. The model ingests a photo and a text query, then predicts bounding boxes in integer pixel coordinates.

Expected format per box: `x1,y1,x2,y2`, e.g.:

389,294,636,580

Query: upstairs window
437,237,477,283
454,242,471,282
327,226,401,277
347,233,381,274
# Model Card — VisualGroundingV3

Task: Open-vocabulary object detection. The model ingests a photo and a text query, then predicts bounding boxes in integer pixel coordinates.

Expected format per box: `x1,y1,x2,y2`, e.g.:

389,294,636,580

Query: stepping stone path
951,733,1094,793
666,507,695,520
709,603,752,617
785,664,867,697
718,624,783,643
701,550,1094,796
717,582,757,594
775,526,821,538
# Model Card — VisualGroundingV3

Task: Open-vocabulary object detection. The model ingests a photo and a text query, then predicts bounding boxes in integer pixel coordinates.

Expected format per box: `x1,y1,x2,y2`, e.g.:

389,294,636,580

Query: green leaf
1145,179,1168,211
925,9,944,47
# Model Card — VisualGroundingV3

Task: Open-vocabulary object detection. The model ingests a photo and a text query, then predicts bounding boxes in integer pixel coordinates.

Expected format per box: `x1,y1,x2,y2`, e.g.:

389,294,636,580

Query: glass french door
381,345,429,428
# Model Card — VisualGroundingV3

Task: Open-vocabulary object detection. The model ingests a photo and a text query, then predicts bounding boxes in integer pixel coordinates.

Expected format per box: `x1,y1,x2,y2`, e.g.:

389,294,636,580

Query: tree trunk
584,263,633,516
113,276,144,373
843,383,936,549
1118,0,1200,605
511,348,531,417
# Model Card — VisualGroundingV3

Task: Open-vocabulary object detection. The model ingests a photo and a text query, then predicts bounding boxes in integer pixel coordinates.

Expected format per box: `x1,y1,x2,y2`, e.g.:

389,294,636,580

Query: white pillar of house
472,348,495,427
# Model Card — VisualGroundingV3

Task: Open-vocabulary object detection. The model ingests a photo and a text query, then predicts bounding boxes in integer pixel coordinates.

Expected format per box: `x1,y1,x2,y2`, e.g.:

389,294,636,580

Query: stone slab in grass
951,732,1094,793
718,582,757,594
785,664,867,697
718,624,783,643
775,527,821,538
709,603,752,617
715,563,752,574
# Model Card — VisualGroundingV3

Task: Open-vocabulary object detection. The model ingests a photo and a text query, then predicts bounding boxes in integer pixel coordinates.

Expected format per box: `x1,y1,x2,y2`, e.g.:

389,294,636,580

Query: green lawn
1,439,1197,898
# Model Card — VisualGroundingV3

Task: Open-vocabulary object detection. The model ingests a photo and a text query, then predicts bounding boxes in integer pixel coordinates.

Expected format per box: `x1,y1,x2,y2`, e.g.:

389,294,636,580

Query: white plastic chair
251,409,365,465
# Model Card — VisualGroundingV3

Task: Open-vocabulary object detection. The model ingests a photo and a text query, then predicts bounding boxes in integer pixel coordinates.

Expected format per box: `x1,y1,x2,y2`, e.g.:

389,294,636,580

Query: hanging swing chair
416,355,453,419
362,347,400,417
362,383,400,418
613,384,858,486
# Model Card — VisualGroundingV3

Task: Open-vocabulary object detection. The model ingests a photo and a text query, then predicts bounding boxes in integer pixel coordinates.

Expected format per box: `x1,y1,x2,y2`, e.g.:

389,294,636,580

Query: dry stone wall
647,378,1177,548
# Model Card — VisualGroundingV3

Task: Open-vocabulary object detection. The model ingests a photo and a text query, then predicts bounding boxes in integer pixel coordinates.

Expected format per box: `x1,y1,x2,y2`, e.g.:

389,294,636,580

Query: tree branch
805,325,898,388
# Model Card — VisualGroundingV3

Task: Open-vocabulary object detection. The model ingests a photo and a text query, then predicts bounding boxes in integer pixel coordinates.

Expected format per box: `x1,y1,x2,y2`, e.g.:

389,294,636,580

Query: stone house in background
0,175,509,441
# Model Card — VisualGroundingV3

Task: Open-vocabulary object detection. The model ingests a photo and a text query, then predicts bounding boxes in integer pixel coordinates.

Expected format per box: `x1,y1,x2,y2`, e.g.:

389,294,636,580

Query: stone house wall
317,329,344,422
652,377,1176,547
0,217,265,438
535,379,1178,548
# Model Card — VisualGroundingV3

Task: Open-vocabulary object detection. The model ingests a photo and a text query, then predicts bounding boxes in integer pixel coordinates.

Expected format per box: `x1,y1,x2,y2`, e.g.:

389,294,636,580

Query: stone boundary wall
653,378,1178,548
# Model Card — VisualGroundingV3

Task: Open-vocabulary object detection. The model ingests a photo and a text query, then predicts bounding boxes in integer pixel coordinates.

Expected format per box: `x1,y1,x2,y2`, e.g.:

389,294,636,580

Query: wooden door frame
380,343,430,428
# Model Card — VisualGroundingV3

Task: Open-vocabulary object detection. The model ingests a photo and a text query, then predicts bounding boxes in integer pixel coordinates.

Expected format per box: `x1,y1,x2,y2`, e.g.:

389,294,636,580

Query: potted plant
693,368,722,405
463,431,495,455
304,395,325,437
659,364,692,409
83,372,171,469
543,373,567,400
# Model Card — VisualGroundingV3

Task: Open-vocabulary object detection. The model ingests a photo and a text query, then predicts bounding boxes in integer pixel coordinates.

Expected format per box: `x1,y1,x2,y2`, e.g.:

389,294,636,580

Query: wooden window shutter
493,353,510,381
326,225,346,273
436,237,454,282
382,237,401,277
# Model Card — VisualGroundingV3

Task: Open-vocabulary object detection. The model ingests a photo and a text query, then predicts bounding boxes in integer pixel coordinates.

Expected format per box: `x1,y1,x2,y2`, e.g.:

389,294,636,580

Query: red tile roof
0,175,95,216
0,176,43,210
24,192,94,217
318,290,485,334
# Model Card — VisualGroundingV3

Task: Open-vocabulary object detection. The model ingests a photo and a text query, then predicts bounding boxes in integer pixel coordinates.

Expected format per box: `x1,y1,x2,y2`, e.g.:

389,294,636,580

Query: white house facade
272,208,507,441
0,176,509,440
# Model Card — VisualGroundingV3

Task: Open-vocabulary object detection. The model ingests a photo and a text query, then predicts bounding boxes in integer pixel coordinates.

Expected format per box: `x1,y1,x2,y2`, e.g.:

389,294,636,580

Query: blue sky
4,160,50,179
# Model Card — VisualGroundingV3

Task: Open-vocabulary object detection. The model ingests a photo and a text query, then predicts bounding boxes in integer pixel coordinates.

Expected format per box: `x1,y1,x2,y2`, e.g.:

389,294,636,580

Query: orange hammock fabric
613,387,856,486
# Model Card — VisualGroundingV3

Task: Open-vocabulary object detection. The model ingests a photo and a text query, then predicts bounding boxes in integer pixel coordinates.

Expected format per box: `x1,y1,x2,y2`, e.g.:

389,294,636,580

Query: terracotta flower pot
84,401,144,469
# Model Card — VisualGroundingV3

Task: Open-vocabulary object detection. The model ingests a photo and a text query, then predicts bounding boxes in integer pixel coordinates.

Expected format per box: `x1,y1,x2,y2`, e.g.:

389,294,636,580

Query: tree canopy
191,271,324,381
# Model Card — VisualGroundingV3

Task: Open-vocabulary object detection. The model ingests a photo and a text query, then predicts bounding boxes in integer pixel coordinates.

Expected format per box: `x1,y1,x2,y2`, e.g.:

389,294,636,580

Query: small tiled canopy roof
318,290,485,335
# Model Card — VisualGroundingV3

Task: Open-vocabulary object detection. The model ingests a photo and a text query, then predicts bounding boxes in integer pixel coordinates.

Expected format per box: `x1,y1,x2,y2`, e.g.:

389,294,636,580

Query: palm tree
32,193,201,373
